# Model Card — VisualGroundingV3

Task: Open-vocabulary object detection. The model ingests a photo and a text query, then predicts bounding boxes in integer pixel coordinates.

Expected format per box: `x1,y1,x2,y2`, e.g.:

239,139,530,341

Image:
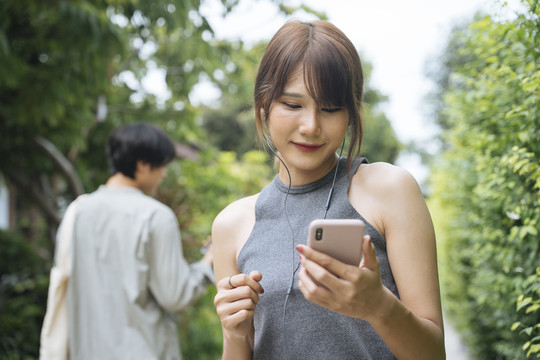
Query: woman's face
267,69,349,185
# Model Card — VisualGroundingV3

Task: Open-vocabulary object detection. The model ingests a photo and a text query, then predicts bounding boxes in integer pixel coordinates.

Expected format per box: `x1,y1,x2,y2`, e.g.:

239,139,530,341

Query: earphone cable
265,129,297,334
266,127,346,352
323,140,346,219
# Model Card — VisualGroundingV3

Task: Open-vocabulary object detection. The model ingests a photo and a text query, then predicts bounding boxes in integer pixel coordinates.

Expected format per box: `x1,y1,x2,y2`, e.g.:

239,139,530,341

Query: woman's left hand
296,235,386,321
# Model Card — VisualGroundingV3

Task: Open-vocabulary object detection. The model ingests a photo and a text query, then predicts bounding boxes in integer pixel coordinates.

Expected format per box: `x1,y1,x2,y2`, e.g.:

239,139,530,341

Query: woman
212,20,445,359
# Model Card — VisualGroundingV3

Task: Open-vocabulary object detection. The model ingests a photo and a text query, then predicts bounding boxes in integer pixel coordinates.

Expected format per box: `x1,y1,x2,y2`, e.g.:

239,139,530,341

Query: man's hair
107,122,176,179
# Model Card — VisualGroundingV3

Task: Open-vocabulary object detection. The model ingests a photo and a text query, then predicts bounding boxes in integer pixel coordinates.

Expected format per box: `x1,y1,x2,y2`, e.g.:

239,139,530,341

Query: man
40,122,213,359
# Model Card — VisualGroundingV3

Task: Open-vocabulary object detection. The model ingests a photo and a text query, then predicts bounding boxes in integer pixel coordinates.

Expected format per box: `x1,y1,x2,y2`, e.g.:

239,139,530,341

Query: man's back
68,186,184,360
41,122,213,360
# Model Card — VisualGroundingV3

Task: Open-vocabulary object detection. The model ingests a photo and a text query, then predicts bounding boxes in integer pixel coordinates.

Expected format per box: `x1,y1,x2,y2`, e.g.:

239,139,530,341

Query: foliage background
427,0,540,358
0,0,540,360
0,0,400,358
5,0,538,359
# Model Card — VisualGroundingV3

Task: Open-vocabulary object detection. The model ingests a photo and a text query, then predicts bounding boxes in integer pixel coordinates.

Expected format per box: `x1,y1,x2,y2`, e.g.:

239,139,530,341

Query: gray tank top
238,157,399,359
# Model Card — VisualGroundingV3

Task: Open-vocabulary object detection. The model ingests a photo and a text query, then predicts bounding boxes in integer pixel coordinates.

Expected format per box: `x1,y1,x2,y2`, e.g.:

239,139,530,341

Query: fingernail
260,287,265,294
296,244,304,254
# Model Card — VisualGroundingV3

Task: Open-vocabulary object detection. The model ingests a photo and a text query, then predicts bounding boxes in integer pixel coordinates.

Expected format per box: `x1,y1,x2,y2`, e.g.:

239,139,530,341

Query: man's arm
147,208,213,312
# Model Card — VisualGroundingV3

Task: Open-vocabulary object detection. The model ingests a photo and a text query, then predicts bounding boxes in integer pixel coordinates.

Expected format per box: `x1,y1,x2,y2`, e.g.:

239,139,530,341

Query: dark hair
107,122,176,179
254,20,364,171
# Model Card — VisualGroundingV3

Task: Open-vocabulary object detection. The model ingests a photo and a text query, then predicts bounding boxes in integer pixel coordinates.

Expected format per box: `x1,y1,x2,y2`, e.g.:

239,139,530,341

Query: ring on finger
228,275,236,288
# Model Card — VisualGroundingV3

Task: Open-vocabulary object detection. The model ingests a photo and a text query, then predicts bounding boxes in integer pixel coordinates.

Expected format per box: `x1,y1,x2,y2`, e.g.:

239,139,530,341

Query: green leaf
526,303,540,314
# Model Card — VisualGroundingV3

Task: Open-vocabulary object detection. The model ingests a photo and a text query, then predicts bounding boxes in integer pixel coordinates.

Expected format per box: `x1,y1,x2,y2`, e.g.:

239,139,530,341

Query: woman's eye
322,107,343,113
282,102,301,109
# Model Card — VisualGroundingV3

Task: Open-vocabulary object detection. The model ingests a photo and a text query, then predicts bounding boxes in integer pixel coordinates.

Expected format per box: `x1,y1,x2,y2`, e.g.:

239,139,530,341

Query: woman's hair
254,20,365,171
107,122,176,179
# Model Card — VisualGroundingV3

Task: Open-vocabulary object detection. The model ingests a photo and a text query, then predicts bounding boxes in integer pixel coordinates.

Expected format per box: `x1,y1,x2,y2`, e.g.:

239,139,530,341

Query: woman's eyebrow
281,92,304,98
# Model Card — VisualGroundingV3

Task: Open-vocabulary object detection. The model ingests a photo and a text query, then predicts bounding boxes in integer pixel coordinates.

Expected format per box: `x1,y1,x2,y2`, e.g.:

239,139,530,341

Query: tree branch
32,135,84,196
4,170,61,227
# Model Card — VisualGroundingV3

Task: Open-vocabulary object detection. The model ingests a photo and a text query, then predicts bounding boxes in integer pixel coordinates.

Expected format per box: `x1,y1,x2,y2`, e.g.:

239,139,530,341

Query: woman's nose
298,110,320,136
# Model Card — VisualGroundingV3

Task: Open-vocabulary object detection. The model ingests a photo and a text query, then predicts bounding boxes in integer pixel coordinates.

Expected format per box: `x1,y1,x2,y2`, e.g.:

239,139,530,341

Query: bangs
254,20,365,167
302,40,351,108
256,22,353,111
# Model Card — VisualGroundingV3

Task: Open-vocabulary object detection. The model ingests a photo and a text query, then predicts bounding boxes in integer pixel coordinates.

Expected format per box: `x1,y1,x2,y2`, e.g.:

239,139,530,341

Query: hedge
429,1,540,358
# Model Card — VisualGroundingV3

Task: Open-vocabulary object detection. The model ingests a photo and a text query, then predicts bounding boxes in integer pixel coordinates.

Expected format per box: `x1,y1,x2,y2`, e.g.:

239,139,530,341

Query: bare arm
297,163,445,359
373,164,445,359
212,195,263,360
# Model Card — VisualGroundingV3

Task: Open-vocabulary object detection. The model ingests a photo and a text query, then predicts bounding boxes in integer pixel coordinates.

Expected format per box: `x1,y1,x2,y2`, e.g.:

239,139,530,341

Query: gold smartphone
307,219,365,266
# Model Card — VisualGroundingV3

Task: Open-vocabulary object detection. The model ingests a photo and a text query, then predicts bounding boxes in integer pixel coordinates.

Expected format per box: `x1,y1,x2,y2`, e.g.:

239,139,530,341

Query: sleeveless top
238,157,399,360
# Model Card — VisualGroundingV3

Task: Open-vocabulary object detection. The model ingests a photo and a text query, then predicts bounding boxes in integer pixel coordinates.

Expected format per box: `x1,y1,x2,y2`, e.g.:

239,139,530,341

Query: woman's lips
293,142,322,152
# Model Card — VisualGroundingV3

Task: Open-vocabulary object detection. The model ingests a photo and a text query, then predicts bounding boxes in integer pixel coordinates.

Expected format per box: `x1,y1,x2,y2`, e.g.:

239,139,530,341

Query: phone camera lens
315,228,323,241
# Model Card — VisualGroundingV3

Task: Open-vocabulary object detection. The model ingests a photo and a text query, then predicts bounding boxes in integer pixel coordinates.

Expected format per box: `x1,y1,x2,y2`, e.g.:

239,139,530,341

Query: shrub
0,230,50,359
430,1,540,358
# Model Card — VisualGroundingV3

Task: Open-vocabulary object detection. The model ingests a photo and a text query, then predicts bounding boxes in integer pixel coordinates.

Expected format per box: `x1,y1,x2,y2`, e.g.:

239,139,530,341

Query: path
445,317,470,360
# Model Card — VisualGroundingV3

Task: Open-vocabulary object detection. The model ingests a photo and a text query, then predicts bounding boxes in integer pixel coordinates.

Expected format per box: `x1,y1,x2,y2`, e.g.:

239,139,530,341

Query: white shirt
56,186,212,359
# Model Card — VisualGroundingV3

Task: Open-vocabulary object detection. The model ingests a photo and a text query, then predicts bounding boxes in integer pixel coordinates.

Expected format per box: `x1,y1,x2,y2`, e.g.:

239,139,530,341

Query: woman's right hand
214,270,264,338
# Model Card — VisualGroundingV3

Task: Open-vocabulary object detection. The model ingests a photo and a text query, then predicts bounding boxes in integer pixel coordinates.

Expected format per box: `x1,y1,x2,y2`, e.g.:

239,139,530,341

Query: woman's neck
277,155,339,187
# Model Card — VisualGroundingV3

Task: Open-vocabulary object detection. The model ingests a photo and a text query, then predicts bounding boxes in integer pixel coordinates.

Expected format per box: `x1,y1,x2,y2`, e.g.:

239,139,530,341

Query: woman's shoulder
350,161,425,236
212,194,260,236
356,161,420,191
351,161,424,210
212,194,260,266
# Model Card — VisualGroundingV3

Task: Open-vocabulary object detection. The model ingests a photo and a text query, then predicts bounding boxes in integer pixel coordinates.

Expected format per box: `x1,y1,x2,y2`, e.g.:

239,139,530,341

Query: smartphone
307,219,365,266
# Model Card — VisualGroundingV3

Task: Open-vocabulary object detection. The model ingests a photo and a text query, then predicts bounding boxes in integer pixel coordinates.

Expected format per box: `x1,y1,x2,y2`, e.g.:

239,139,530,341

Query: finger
220,308,255,332
297,265,334,308
296,244,358,282
298,251,337,286
214,283,260,310
298,262,328,292
359,235,379,271
216,295,257,319
225,272,264,294
249,270,263,282
216,297,257,334
298,251,355,298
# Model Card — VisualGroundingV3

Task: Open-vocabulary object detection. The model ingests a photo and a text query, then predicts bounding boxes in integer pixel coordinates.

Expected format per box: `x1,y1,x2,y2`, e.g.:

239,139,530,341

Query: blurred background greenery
0,0,538,359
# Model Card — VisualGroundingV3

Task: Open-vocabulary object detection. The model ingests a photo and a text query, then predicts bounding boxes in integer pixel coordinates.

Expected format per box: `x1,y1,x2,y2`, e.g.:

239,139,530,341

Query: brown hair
254,20,365,170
